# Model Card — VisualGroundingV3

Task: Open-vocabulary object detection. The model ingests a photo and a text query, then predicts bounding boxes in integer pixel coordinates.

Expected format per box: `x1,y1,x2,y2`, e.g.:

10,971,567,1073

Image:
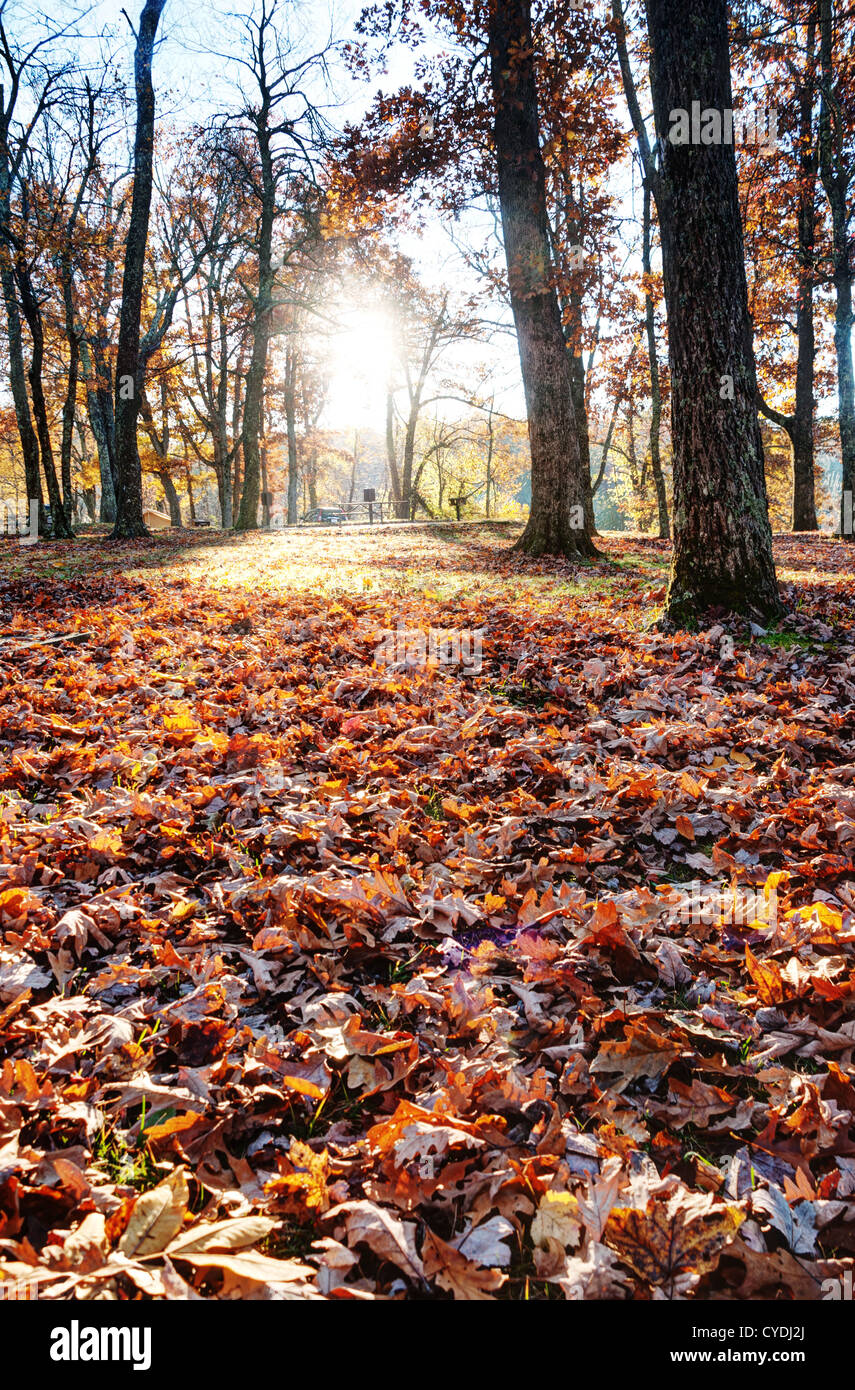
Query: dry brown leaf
117,1168,189,1258
422,1229,506,1299
604,1186,743,1292
327,1199,425,1282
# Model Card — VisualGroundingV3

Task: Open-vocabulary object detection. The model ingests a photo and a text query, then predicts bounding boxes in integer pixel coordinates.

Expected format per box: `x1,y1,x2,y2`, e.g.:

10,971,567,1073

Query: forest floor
1,524,854,1300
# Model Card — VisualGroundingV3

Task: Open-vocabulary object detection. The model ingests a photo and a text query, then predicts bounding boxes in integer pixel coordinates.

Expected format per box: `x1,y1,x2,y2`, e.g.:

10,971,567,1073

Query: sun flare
324,305,398,429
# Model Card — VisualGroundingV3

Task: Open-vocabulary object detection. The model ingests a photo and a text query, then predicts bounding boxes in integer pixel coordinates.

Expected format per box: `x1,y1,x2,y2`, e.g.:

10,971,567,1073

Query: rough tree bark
645,0,781,621
487,0,594,558
111,0,167,539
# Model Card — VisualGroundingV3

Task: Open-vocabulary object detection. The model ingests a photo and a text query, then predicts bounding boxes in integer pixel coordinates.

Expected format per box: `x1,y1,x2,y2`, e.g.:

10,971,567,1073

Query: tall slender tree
224,1,329,532
817,0,854,538
731,0,822,533
111,0,167,539
0,8,62,535
487,0,594,557
641,181,669,539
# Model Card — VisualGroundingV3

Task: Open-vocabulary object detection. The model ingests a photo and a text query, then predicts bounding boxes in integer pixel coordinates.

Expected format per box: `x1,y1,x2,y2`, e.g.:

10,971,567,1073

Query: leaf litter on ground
0,525,853,1300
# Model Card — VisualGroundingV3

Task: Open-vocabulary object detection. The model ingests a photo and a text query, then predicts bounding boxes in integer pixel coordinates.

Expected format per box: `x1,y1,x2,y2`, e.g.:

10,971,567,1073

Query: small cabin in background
142,509,171,531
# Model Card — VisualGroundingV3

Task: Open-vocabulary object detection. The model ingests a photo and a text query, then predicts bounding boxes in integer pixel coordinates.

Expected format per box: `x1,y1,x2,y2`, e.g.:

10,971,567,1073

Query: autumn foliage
0,527,854,1300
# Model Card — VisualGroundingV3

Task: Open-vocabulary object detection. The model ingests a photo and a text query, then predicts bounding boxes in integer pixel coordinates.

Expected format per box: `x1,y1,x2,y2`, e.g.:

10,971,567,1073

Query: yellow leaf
265,1141,331,1217
281,1074,325,1100
789,901,842,932
162,711,197,732
531,1191,582,1251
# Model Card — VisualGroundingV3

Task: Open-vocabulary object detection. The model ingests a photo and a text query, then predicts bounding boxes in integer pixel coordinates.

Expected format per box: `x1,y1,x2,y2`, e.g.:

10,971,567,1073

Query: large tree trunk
818,0,855,538
111,0,167,539
645,0,781,621
487,0,594,558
